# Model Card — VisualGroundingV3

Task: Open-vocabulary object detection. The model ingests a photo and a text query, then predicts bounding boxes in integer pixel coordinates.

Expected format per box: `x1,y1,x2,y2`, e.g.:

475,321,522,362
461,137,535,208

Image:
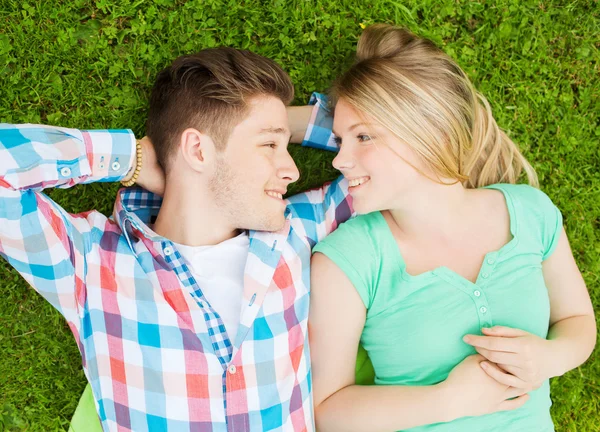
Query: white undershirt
174,232,249,342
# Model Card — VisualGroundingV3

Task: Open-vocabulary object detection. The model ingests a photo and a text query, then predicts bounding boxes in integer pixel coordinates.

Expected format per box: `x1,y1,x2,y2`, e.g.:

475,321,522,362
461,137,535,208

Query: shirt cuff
301,92,338,152
82,129,136,183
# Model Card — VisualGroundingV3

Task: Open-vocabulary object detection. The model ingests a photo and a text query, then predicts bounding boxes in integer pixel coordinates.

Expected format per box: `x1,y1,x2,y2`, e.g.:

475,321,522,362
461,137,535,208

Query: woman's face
332,98,433,214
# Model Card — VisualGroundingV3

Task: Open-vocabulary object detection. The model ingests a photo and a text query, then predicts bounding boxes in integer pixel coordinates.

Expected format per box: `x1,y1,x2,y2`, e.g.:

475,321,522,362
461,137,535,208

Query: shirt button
60,167,72,177
228,365,237,374
164,246,173,256
473,290,481,297
482,272,489,279
487,258,495,265
480,306,488,314
111,161,121,171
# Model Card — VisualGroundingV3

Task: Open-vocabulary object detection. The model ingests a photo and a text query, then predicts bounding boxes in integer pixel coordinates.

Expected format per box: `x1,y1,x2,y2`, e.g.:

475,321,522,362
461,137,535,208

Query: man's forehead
233,95,290,135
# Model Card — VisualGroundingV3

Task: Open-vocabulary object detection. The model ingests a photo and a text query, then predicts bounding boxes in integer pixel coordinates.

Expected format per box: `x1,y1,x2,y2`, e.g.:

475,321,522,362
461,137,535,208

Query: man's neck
152,181,239,247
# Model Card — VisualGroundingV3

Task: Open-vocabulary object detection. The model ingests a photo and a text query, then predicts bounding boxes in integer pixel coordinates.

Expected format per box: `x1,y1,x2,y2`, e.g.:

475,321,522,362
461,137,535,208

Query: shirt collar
113,186,164,243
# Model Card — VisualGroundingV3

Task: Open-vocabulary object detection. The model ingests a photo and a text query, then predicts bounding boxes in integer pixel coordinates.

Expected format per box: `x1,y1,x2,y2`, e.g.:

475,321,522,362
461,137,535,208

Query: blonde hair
332,24,538,188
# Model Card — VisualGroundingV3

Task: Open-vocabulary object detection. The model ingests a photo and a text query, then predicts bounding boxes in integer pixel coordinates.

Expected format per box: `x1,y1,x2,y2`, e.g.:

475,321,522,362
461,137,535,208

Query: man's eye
264,143,277,149
357,134,373,142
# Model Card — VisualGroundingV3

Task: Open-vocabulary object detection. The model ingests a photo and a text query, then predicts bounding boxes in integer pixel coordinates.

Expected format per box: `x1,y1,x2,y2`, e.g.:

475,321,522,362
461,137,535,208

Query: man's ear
179,128,217,173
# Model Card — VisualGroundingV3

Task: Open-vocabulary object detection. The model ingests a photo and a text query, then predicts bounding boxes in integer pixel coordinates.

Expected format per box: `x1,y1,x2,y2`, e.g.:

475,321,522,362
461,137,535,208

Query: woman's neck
387,182,476,241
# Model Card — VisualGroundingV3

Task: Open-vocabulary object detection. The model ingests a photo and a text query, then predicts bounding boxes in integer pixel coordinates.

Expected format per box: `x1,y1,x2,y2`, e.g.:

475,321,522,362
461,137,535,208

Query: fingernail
482,327,491,332
463,336,470,343
480,362,489,369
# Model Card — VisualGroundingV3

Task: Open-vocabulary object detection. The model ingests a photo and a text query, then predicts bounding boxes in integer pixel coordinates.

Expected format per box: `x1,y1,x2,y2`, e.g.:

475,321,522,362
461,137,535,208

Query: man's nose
278,151,300,184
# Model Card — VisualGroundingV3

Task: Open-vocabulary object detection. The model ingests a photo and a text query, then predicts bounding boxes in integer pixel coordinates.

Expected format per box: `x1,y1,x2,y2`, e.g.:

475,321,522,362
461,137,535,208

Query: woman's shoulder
486,183,562,258
313,212,385,265
485,183,559,217
312,213,386,309
319,212,383,247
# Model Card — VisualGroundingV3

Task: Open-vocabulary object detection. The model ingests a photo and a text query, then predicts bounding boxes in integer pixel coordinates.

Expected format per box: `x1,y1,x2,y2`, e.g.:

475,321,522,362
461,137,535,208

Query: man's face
209,96,300,232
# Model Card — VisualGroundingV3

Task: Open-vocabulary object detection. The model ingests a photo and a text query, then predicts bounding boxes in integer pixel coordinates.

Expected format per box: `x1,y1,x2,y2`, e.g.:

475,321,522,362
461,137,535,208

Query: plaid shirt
0,94,345,431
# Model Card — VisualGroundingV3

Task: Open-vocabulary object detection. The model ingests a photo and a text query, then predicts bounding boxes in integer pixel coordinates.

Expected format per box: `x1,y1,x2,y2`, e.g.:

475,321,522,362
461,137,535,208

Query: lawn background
0,0,598,430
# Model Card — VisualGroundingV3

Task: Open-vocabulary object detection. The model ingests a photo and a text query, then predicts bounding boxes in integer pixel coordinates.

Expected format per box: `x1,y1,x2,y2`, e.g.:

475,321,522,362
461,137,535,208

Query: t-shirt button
474,290,481,297
487,258,495,265
482,272,489,279
164,246,173,256
111,161,121,171
60,167,72,177
480,306,488,314
228,365,237,374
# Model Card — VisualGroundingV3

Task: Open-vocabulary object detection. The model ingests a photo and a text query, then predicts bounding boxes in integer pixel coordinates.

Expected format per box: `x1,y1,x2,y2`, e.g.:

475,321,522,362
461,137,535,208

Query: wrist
122,165,136,182
287,105,313,143
542,338,565,379
435,381,460,423
121,139,142,187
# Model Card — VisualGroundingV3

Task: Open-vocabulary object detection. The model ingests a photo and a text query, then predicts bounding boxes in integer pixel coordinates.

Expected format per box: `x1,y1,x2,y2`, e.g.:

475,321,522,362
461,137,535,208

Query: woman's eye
333,136,342,147
357,134,372,142
264,143,277,149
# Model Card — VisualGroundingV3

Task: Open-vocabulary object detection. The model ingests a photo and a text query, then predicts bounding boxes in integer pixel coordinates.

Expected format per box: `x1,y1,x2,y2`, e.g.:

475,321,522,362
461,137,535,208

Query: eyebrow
332,122,370,136
259,127,290,135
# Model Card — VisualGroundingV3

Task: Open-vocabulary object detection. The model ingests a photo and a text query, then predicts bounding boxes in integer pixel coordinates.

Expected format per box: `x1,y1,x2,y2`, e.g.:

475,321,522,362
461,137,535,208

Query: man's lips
265,189,286,200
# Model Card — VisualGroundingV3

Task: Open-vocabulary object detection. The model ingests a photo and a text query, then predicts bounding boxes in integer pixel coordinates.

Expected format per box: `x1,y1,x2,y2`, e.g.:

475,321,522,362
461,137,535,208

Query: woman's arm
310,252,529,432
544,228,596,376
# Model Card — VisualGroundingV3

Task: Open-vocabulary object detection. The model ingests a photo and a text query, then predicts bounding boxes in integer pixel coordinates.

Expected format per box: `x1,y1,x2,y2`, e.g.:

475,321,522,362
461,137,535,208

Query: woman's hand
441,354,530,421
133,136,165,196
463,326,552,391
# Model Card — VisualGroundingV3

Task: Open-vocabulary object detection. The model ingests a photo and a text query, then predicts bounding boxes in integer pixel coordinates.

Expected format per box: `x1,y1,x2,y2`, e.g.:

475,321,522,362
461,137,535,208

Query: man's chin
243,213,286,233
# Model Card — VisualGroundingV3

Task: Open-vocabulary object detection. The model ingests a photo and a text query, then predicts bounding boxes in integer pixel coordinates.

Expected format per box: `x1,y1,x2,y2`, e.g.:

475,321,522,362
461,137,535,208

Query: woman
309,24,596,431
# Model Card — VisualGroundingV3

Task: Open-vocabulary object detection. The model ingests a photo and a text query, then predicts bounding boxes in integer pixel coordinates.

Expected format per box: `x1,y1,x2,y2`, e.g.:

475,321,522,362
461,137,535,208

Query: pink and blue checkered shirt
0,95,345,431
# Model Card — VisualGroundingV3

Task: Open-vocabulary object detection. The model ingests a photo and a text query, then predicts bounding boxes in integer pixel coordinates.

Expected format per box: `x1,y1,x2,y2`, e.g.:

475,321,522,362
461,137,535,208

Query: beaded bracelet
121,139,143,187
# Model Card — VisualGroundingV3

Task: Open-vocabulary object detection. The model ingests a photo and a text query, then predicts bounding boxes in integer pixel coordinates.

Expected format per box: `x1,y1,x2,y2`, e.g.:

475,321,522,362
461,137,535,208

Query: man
0,47,347,431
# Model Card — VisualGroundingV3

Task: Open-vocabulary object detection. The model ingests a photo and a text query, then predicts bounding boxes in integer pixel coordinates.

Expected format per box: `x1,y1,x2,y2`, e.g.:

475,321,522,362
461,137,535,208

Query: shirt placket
160,239,235,423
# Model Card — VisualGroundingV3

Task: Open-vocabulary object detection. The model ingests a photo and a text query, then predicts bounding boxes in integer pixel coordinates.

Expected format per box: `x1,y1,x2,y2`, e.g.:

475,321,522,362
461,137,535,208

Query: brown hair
332,24,538,188
147,47,294,171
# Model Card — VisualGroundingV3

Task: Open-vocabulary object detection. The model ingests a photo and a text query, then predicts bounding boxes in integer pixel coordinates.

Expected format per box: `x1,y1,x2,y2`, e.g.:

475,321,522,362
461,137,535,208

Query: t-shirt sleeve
312,219,377,309
542,198,563,261
512,184,563,261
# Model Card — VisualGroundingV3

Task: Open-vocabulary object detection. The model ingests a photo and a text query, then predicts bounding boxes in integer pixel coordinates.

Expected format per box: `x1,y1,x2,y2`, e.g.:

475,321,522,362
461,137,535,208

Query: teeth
266,191,283,200
349,177,370,187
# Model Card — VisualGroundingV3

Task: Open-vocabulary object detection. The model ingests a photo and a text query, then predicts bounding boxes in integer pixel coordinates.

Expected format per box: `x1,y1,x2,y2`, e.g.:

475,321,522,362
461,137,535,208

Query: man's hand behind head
134,136,165,196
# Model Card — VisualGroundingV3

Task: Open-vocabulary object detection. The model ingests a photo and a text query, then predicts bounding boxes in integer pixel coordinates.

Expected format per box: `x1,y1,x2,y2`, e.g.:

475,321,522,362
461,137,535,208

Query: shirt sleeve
286,174,354,246
289,93,355,243
540,193,563,261
312,220,377,309
301,92,339,152
0,124,134,338
0,124,136,191
510,184,563,261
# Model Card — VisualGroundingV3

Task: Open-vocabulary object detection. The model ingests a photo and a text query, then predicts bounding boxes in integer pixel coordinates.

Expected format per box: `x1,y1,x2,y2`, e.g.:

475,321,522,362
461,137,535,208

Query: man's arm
0,124,136,330
0,124,135,190
286,93,353,244
288,92,338,151
288,105,313,144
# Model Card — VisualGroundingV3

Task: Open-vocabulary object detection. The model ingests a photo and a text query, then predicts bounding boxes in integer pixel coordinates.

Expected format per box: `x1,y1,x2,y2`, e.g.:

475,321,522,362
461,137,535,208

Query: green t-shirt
314,184,562,432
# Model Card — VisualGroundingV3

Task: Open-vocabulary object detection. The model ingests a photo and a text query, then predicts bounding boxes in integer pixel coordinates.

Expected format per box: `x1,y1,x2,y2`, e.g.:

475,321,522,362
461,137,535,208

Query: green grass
0,0,598,430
